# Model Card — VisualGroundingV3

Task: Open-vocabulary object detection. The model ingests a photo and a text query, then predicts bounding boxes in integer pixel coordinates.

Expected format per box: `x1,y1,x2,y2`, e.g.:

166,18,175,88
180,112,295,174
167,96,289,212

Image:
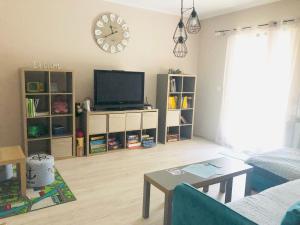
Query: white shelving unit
156,74,197,144
84,109,158,156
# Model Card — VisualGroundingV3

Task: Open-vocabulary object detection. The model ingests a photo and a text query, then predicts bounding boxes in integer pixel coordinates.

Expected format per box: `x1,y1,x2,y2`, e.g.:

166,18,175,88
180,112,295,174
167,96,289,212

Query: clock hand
103,31,118,38
110,25,114,33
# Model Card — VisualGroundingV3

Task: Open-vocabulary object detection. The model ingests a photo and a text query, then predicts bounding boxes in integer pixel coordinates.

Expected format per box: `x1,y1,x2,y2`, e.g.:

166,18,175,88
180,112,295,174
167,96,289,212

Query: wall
0,0,199,147
194,0,300,141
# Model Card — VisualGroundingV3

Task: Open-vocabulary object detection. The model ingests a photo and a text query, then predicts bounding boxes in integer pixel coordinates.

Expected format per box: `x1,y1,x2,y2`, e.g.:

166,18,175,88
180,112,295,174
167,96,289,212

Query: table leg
17,161,26,197
203,186,209,193
225,178,233,203
163,192,173,225
245,172,252,196
220,181,226,193
142,179,151,218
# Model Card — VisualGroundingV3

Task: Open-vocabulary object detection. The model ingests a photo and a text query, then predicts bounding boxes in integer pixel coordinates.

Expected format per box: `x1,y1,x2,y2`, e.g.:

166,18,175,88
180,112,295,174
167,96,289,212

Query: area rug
0,169,76,219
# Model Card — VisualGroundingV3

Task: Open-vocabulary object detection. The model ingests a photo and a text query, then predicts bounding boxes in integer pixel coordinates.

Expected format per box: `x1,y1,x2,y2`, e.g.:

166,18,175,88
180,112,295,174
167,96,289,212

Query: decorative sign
33,61,61,70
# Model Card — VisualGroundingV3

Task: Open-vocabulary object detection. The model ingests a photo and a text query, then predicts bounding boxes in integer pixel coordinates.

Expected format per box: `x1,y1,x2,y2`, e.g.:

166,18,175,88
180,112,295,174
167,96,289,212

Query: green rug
0,169,76,219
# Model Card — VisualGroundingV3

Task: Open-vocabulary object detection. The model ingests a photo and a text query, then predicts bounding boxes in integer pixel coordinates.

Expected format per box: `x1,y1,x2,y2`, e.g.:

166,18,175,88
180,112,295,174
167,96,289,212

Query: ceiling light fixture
173,0,201,58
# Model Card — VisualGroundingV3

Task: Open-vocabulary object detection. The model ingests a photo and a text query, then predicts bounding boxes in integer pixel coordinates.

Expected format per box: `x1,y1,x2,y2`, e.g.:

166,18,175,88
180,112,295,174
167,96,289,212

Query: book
128,142,141,147
91,136,105,141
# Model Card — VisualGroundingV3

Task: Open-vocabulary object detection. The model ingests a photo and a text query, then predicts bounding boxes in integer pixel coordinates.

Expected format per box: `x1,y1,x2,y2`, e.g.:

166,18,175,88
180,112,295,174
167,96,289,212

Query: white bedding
228,179,300,225
246,148,300,180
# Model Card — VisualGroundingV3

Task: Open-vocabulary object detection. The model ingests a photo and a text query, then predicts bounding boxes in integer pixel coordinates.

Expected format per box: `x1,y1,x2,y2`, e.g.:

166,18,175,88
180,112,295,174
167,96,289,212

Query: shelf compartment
180,125,193,140
126,130,142,149
108,132,125,150
167,110,180,127
168,93,181,110
180,110,193,125
52,116,73,137
169,76,183,93
167,126,180,142
89,134,107,154
26,94,50,118
50,72,73,93
25,71,49,94
51,94,73,115
51,137,73,158
27,117,50,139
142,129,157,148
126,113,142,131
182,76,196,92
27,139,51,155
181,93,194,109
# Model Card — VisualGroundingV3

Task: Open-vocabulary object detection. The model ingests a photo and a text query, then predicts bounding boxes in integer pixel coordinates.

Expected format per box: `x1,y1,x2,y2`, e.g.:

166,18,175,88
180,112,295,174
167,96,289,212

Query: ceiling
104,0,280,19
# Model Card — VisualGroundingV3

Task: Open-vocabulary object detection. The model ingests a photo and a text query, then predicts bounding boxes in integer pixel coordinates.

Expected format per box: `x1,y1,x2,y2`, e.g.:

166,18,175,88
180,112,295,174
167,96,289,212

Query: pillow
281,201,300,225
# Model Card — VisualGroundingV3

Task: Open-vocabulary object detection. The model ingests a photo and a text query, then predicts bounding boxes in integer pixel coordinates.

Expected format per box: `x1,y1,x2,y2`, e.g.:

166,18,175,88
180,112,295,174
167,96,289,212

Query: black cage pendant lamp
173,36,188,58
187,0,201,34
173,0,201,58
173,0,188,58
173,0,188,43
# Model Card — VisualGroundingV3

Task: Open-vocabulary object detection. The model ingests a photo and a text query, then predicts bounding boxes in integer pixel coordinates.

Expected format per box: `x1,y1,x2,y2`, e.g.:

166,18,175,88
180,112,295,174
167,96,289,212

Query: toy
52,100,68,114
52,124,65,135
26,82,44,93
76,130,84,157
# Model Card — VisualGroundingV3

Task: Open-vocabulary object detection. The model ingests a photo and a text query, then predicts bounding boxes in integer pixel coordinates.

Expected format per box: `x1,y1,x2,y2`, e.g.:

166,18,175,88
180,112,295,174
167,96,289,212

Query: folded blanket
246,148,300,180
228,179,300,225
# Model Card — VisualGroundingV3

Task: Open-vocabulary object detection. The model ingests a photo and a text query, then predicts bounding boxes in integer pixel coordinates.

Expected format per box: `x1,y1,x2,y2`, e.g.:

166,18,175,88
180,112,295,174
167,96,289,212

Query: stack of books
26,98,37,117
90,135,106,153
127,135,141,149
108,137,121,150
167,134,179,142
142,135,155,148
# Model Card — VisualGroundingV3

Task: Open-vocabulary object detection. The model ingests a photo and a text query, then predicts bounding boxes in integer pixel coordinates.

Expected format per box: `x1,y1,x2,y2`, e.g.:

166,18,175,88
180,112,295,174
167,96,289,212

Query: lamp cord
181,0,183,19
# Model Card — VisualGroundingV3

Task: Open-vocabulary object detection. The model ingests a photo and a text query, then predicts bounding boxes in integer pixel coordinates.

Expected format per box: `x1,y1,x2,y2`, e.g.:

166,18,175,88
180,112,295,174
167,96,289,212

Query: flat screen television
94,70,145,110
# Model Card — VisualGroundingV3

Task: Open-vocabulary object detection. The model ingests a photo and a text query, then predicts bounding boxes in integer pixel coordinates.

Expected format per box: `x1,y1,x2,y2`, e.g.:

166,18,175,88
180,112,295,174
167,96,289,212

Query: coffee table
142,157,253,225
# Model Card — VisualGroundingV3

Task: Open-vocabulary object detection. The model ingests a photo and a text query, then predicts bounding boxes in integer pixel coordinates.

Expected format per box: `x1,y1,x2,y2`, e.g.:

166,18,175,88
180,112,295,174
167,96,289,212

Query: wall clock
94,13,130,53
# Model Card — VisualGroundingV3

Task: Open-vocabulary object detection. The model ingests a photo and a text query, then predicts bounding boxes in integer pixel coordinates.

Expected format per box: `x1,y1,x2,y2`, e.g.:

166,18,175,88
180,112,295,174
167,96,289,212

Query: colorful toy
52,100,68,114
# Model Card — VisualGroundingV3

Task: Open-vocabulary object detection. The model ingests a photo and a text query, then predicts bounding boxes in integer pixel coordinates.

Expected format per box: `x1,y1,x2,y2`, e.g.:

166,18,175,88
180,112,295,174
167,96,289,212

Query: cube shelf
21,69,75,159
84,109,158,156
156,74,196,144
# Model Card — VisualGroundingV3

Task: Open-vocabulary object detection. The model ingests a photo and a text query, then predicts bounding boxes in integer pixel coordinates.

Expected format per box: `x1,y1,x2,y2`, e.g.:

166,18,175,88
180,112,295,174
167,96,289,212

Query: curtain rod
215,18,300,35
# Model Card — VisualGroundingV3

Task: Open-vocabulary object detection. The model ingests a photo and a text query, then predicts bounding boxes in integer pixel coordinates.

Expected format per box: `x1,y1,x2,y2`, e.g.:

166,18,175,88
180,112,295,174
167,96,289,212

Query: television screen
94,70,144,110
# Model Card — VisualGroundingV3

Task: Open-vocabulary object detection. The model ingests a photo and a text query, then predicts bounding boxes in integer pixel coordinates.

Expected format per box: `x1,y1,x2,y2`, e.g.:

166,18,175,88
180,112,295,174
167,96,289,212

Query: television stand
83,109,158,156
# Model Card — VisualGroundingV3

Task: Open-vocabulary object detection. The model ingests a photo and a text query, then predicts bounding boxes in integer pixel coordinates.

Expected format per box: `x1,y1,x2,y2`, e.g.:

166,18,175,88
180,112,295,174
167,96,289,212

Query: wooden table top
0,146,25,165
144,157,253,193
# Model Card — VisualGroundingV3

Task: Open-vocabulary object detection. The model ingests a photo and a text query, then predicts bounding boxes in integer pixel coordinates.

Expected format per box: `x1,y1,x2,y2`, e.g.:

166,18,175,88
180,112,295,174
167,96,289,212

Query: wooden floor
4,138,246,225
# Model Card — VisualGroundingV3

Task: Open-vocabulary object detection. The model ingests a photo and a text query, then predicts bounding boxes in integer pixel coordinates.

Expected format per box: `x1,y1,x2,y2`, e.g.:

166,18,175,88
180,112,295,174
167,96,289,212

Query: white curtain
218,24,300,153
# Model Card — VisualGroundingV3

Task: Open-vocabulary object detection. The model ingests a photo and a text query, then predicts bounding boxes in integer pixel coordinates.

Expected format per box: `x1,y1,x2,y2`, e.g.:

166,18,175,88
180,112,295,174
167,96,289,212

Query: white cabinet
142,112,158,129
85,109,158,156
109,113,126,132
126,113,141,131
89,115,107,134
166,110,180,127
52,137,73,158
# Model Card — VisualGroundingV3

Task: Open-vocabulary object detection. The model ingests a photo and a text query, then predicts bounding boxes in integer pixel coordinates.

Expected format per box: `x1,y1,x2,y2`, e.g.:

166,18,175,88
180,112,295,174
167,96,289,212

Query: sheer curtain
217,24,300,153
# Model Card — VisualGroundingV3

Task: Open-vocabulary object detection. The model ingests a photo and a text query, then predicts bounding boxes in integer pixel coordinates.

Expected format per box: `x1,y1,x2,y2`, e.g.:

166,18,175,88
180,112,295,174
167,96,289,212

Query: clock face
94,13,130,53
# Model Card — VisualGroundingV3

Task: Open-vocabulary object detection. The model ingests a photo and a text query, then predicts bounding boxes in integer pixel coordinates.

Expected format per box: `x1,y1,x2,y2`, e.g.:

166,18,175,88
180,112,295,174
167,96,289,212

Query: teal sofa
246,148,300,192
172,184,257,225
172,179,300,225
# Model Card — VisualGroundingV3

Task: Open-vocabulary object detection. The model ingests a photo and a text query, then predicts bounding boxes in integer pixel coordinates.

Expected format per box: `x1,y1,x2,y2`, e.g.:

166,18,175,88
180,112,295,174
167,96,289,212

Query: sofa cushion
173,183,257,225
246,148,300,180
228,179,300,225
281,201,300,225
